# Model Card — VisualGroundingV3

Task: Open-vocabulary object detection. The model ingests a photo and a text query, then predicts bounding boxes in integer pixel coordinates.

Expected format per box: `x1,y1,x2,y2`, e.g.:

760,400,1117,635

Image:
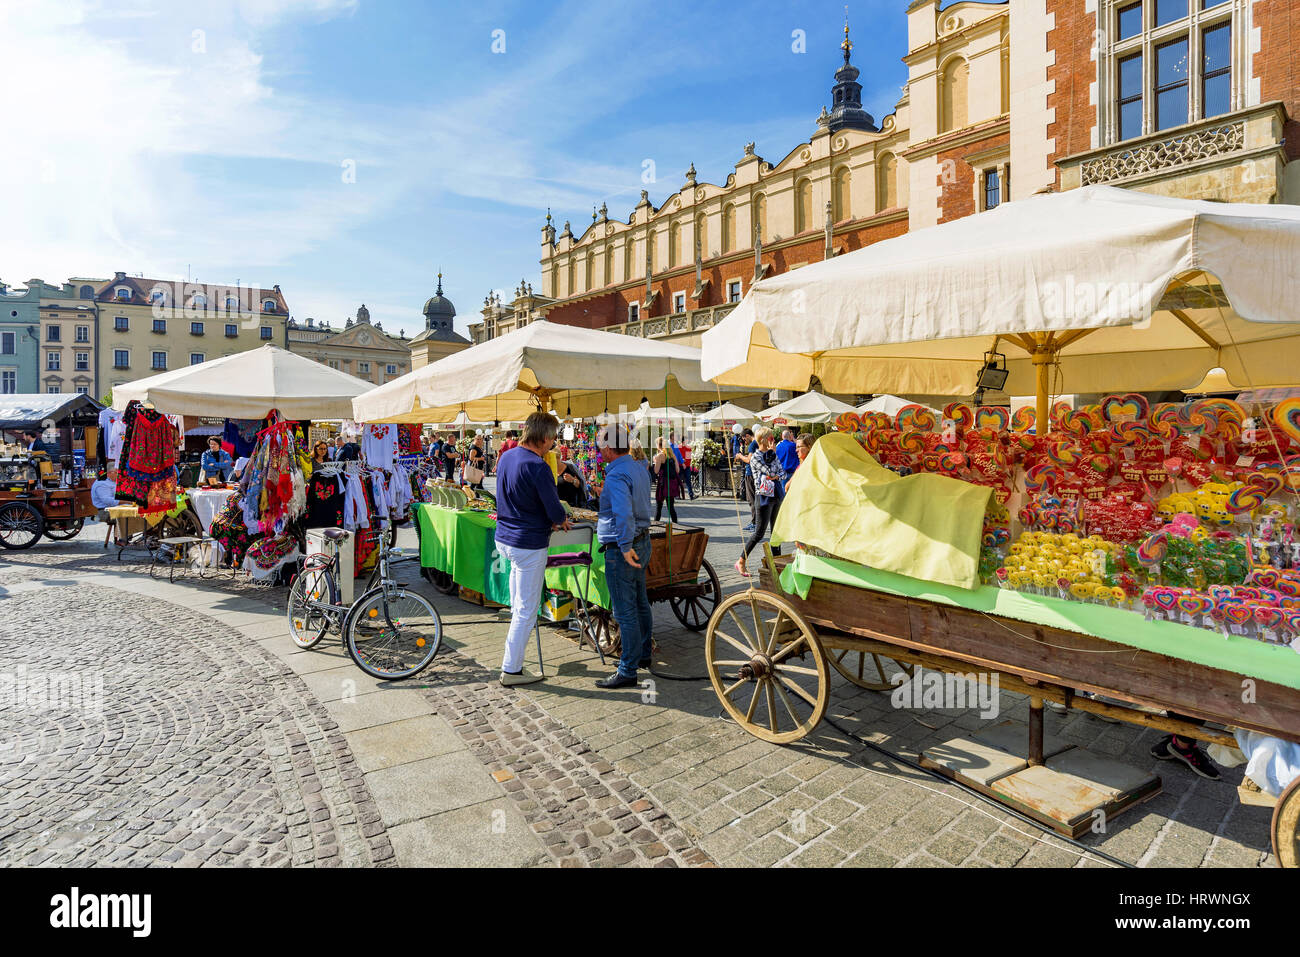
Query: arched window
603,246,613,286
876,153,898,212
263,299,277,312
694,214,706,259
79,285,94,299
669,220,681,267
149,287,167,305
752,193,767,242
722,204,737,253
190,293,207,308
549,263,558,297
623,239,634,282
585,252,594,291
795,179,813,233
647,230,657,274
940,56,969,133
832,168,852,222
566,259,574,297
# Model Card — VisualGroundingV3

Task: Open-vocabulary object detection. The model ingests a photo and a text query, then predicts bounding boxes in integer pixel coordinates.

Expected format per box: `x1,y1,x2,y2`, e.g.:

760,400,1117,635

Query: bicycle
286,520,443,680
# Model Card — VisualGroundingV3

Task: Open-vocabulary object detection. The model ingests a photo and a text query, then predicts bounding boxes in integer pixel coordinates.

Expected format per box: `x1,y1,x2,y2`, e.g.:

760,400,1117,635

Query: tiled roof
96,274,289,313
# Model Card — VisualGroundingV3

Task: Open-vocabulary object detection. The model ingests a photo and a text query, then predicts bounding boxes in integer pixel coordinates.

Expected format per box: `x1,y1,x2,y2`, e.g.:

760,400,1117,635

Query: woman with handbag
735,426,787,578
652,436,679,523
464,434,487,490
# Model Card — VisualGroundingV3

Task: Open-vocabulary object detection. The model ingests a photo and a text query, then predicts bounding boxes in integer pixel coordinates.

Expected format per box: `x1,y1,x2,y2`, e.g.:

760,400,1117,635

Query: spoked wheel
1272,774,1300,869
42,518,85,540
345,586,443,680
827,641,915,691
670,558,722,632
287,567,334,650
0,502,44,550
576,608,620,658
705,589,829,744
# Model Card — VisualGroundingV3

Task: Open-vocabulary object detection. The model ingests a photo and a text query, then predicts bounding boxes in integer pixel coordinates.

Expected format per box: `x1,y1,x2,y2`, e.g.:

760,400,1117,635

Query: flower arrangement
696,437,725,468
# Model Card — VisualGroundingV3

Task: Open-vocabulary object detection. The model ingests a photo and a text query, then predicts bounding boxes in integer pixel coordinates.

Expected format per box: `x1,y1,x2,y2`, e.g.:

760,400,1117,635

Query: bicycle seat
322,527,350,542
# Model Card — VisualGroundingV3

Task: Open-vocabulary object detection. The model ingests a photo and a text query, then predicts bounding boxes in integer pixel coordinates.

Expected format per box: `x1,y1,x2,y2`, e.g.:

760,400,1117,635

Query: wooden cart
571,522,722,656
0,456,98,549
703,550,1300,865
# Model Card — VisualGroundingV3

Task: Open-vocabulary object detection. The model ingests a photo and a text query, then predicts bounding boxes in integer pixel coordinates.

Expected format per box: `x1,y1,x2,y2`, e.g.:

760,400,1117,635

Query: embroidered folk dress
115,404,178,515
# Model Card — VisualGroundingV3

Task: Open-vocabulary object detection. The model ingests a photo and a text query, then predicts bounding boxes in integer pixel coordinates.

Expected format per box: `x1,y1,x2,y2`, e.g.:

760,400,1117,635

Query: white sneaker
500,668,544,687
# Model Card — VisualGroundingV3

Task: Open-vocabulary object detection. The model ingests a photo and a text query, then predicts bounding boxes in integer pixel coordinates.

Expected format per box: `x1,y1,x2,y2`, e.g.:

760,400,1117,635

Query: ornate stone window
876,154,898,212
1098,0,1242,145
833,167,852,222
794,179,812,233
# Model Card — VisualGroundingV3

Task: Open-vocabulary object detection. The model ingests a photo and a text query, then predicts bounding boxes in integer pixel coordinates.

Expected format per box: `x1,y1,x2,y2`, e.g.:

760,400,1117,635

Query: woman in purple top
494,412,570,687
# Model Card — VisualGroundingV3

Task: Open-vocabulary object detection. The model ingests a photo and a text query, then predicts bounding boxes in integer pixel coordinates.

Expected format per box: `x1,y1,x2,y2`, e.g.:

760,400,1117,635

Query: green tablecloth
415,504,610,610
779,551,1300,691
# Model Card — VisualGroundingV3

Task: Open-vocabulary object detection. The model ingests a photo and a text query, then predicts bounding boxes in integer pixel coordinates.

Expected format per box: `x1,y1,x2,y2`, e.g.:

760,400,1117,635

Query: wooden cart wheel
669,558,722,632
576,609,621,658
1272,773,1300,869
42,517,85,540
0,501,44,550
705,589,830,744
827,645,914,692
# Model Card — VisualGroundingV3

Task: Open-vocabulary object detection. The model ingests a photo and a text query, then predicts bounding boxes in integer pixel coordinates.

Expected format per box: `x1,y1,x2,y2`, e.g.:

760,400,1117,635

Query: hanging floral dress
115,401,179,514
208,490,260,566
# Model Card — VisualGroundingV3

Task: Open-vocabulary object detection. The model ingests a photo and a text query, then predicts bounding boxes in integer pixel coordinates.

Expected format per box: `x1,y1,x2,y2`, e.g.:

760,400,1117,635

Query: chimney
114,271,126,281
306,317,314,328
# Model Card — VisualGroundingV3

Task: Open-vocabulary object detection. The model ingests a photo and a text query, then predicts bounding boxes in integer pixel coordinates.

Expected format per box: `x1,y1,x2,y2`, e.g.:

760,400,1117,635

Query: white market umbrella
635,406,691,425
696,402,761,427
112,345,371,420
856,394,934,418
702,186,1300,428
758,391,856,425
352,320,727,424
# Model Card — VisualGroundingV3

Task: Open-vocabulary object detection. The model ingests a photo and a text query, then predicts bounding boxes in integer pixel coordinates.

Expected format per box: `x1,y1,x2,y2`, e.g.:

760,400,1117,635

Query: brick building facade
470,1,1295,353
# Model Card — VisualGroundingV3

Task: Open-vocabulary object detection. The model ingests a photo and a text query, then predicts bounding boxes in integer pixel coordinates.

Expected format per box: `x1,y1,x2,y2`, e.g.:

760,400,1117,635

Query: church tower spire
825,12,877,133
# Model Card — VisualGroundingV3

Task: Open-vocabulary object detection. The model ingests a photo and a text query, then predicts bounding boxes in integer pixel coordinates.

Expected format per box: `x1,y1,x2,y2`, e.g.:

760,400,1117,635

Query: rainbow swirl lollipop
1150,403,1181,441
835,412,862,433
1044,437,1081,466
943,402,974,432
895,404,937,433
1177,402,1209,434
898,431,926,455
1109,418,1153,446
1011,407,1036,433
1135,530,1169,567
1226,474,1283,514
1061,409,1093,436
1272,397,1300,445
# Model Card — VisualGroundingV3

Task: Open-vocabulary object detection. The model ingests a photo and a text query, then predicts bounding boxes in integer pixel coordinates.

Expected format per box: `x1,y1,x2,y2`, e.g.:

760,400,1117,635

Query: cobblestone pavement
0,497,1282,867
0,581,393,867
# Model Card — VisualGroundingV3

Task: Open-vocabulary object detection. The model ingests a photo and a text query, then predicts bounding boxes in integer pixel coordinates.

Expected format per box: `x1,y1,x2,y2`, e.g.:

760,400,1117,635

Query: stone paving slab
387,798,549,867
347,715,468,773
365,751,504,826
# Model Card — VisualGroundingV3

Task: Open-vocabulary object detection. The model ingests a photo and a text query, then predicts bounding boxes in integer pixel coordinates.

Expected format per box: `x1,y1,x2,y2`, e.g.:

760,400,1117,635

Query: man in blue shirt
774,428,800,492
593,422,654,689
201,436,235,482
494,412,570,687
667,430,694,499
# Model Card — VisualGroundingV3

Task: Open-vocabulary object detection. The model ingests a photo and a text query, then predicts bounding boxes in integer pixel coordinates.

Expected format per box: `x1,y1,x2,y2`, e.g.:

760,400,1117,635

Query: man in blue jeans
593,422,653,689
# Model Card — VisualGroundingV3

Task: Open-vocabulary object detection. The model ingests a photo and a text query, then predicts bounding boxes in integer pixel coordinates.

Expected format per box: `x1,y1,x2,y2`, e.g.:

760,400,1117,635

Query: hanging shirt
106,415,128,463
362,424,397,472
343,471,370,530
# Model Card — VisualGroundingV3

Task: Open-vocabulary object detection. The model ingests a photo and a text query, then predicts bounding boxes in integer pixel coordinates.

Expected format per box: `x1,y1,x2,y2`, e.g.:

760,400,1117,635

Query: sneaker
743,523,756,532
1152,735,1221,780
500,668,543,687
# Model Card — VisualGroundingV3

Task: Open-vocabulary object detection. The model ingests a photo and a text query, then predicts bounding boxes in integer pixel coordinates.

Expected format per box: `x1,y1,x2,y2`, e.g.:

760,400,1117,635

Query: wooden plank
760,559,1300,742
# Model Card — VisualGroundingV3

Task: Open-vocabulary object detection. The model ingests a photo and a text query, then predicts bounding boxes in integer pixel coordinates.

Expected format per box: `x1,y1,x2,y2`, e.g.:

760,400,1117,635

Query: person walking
668,430,694,500
493,412,570,687
775,428,800,492
593,422,654,689
652,436,679,523
734,428,758,531
464,434,488,490
735,426,787,578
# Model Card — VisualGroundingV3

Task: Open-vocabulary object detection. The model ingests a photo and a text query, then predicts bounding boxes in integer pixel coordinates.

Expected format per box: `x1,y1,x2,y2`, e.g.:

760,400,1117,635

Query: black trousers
742,496,781,560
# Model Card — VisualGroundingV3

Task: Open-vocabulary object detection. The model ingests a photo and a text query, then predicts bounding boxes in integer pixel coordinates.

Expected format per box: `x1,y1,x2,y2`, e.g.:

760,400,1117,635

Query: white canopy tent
352,320,728,424
856,395,936,418
702,186,1300,429
695,402,761,428
112,345,372,420
758,391,856,425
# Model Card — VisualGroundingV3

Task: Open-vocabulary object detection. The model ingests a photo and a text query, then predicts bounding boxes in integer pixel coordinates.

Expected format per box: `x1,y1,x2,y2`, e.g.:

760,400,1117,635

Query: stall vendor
21,430,53,455
201,436,235,482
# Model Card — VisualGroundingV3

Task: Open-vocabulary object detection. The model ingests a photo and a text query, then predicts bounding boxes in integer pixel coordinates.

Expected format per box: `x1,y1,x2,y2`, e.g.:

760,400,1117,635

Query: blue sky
0,0,909,338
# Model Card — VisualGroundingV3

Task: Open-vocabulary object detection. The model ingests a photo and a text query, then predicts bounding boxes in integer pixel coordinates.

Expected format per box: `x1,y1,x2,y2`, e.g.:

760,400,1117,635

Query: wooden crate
645,524,708,589
459,585,505,608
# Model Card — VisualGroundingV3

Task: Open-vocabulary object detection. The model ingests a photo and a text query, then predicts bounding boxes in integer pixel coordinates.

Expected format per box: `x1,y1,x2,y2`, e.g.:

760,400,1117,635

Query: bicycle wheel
344,585,442,680
287,566,333,649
